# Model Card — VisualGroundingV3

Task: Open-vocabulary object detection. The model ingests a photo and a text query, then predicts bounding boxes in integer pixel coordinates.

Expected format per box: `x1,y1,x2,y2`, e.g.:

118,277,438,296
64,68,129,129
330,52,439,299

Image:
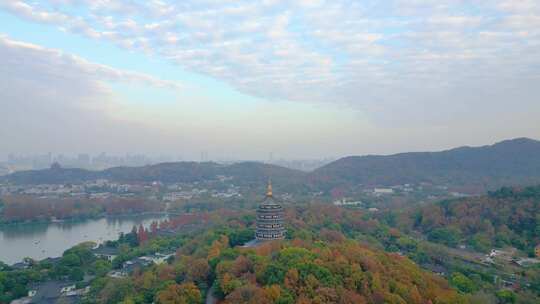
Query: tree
119,226,139,246
262,263,287,285
339,290,367,304
264,285,281,303
208,235,229,260
496,290,516,303
92,260,112,277
450,272,477,293
228,228,254,247
219,273,242,296
469,234,491,252
232,255,252,276
427,228,459,247
224,284,270,304
466,291,497,304
61,253,81,267
150,221,159,236
186,259,210,284
69,267,85,281
138,224,149,245
284,268,300,294
156,282,202,304
98,278,135,304
119,297,136,304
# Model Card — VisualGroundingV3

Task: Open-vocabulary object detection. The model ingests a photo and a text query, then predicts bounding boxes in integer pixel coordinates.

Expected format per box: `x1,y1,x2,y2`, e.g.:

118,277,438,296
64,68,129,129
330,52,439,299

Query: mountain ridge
3,138,540,191
310,137,540,190
1,161,307,185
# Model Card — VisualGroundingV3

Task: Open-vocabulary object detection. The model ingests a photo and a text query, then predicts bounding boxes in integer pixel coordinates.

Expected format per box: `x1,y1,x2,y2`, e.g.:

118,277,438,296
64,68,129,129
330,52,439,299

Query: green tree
428,228,459,247
450,272,477,293
98,278,135,304
496,290,516,303
92,260,112,277
262,263,287,285
69,267,85,281
61,253,82,267
469,234,491,252
228,228,254,247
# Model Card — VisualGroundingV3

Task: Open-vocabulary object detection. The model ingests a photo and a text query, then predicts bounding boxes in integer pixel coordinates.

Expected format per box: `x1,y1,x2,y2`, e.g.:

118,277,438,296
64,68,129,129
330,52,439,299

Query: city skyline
1,1,539,159
3,136,538,172
0,151,337,174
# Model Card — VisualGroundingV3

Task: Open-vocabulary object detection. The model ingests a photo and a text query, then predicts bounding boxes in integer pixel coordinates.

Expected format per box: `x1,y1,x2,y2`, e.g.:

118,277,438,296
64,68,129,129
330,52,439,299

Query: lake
0,214,168,265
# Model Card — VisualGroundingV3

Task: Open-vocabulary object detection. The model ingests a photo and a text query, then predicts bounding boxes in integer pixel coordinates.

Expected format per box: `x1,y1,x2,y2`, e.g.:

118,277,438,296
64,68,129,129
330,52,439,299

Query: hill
2,167,99,184
210,239,464,304
2,161,306,186
394,185,540,254
0,204,467,304
310,138,540,191
4,138,540,193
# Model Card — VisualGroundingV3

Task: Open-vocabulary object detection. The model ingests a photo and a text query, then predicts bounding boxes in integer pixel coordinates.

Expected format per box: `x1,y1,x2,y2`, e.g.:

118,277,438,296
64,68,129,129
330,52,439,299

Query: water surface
0,214,168,265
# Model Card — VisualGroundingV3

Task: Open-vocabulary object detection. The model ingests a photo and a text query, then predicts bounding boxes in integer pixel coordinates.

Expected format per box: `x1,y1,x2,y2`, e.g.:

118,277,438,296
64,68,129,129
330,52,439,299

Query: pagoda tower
255,181,286,240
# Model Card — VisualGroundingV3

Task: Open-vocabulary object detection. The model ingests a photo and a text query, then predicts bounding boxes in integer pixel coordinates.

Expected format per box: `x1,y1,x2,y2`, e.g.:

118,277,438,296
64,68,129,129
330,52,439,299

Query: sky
1,0,539,160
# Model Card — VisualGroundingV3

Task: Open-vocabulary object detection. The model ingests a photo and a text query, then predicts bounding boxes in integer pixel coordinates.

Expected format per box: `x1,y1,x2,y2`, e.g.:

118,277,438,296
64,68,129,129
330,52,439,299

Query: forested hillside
311,138,540,191
90,207,465,304
210,239,462,303
5,138,540,195
2,161,306,186
0,196,163,223
2,201,539,303
394,185,540,254
0,204,467,304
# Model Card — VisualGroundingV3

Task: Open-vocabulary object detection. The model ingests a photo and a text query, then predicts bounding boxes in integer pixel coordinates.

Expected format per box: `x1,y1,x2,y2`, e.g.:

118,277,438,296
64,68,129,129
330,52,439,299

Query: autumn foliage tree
398,185,540,253
212,239,466,304
156,282,202,304
137,224,148,245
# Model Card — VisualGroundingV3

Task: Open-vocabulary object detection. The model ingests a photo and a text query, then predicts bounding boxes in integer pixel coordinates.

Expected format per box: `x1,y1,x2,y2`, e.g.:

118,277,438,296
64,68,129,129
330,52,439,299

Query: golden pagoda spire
266,179,273,197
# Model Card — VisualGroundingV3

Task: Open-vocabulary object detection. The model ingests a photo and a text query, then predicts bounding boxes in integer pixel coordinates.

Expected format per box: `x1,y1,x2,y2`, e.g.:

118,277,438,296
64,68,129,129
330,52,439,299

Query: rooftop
28,281,77,304
92,245,119,256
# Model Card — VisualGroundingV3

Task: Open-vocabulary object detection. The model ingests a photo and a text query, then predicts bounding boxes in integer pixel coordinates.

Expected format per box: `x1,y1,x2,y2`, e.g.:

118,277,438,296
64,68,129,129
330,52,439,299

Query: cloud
0,35,186,155
0,36,183,90
0,0,69,23
1,0,539,148
0,34,371,160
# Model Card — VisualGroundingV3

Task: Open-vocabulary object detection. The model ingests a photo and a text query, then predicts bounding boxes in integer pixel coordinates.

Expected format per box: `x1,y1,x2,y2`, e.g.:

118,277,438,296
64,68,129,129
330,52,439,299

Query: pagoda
255,181,286,240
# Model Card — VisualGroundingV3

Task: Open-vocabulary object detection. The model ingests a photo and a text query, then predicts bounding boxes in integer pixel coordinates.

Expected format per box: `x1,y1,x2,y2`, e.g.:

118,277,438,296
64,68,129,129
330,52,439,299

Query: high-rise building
255,181,286,241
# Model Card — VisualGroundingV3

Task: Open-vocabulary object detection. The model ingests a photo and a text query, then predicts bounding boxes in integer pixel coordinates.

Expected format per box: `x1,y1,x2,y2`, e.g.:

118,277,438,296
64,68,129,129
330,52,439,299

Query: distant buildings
514,257,540,267
4,152,174,171
333,199,362,206
92,245,119,262
255,181,286,241
373,188,394,195
106,252,174,278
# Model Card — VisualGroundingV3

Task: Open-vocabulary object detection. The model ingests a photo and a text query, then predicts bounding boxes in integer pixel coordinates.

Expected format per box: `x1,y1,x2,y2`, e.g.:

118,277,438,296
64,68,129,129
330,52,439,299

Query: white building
374,188,394,194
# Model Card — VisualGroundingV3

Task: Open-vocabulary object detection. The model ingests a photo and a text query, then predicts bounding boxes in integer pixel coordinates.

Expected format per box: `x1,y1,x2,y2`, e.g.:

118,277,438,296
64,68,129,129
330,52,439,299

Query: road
206,285,217,304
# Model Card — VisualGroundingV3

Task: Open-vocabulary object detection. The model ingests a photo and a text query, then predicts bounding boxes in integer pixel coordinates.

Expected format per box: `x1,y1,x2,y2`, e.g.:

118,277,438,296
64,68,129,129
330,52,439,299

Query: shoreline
0,212,173,266
0,211,171,227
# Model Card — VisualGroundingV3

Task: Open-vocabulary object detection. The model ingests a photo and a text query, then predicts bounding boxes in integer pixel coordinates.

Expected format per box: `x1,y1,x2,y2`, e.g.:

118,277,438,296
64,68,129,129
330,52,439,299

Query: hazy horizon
2,1,539,160
2,137,538,166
